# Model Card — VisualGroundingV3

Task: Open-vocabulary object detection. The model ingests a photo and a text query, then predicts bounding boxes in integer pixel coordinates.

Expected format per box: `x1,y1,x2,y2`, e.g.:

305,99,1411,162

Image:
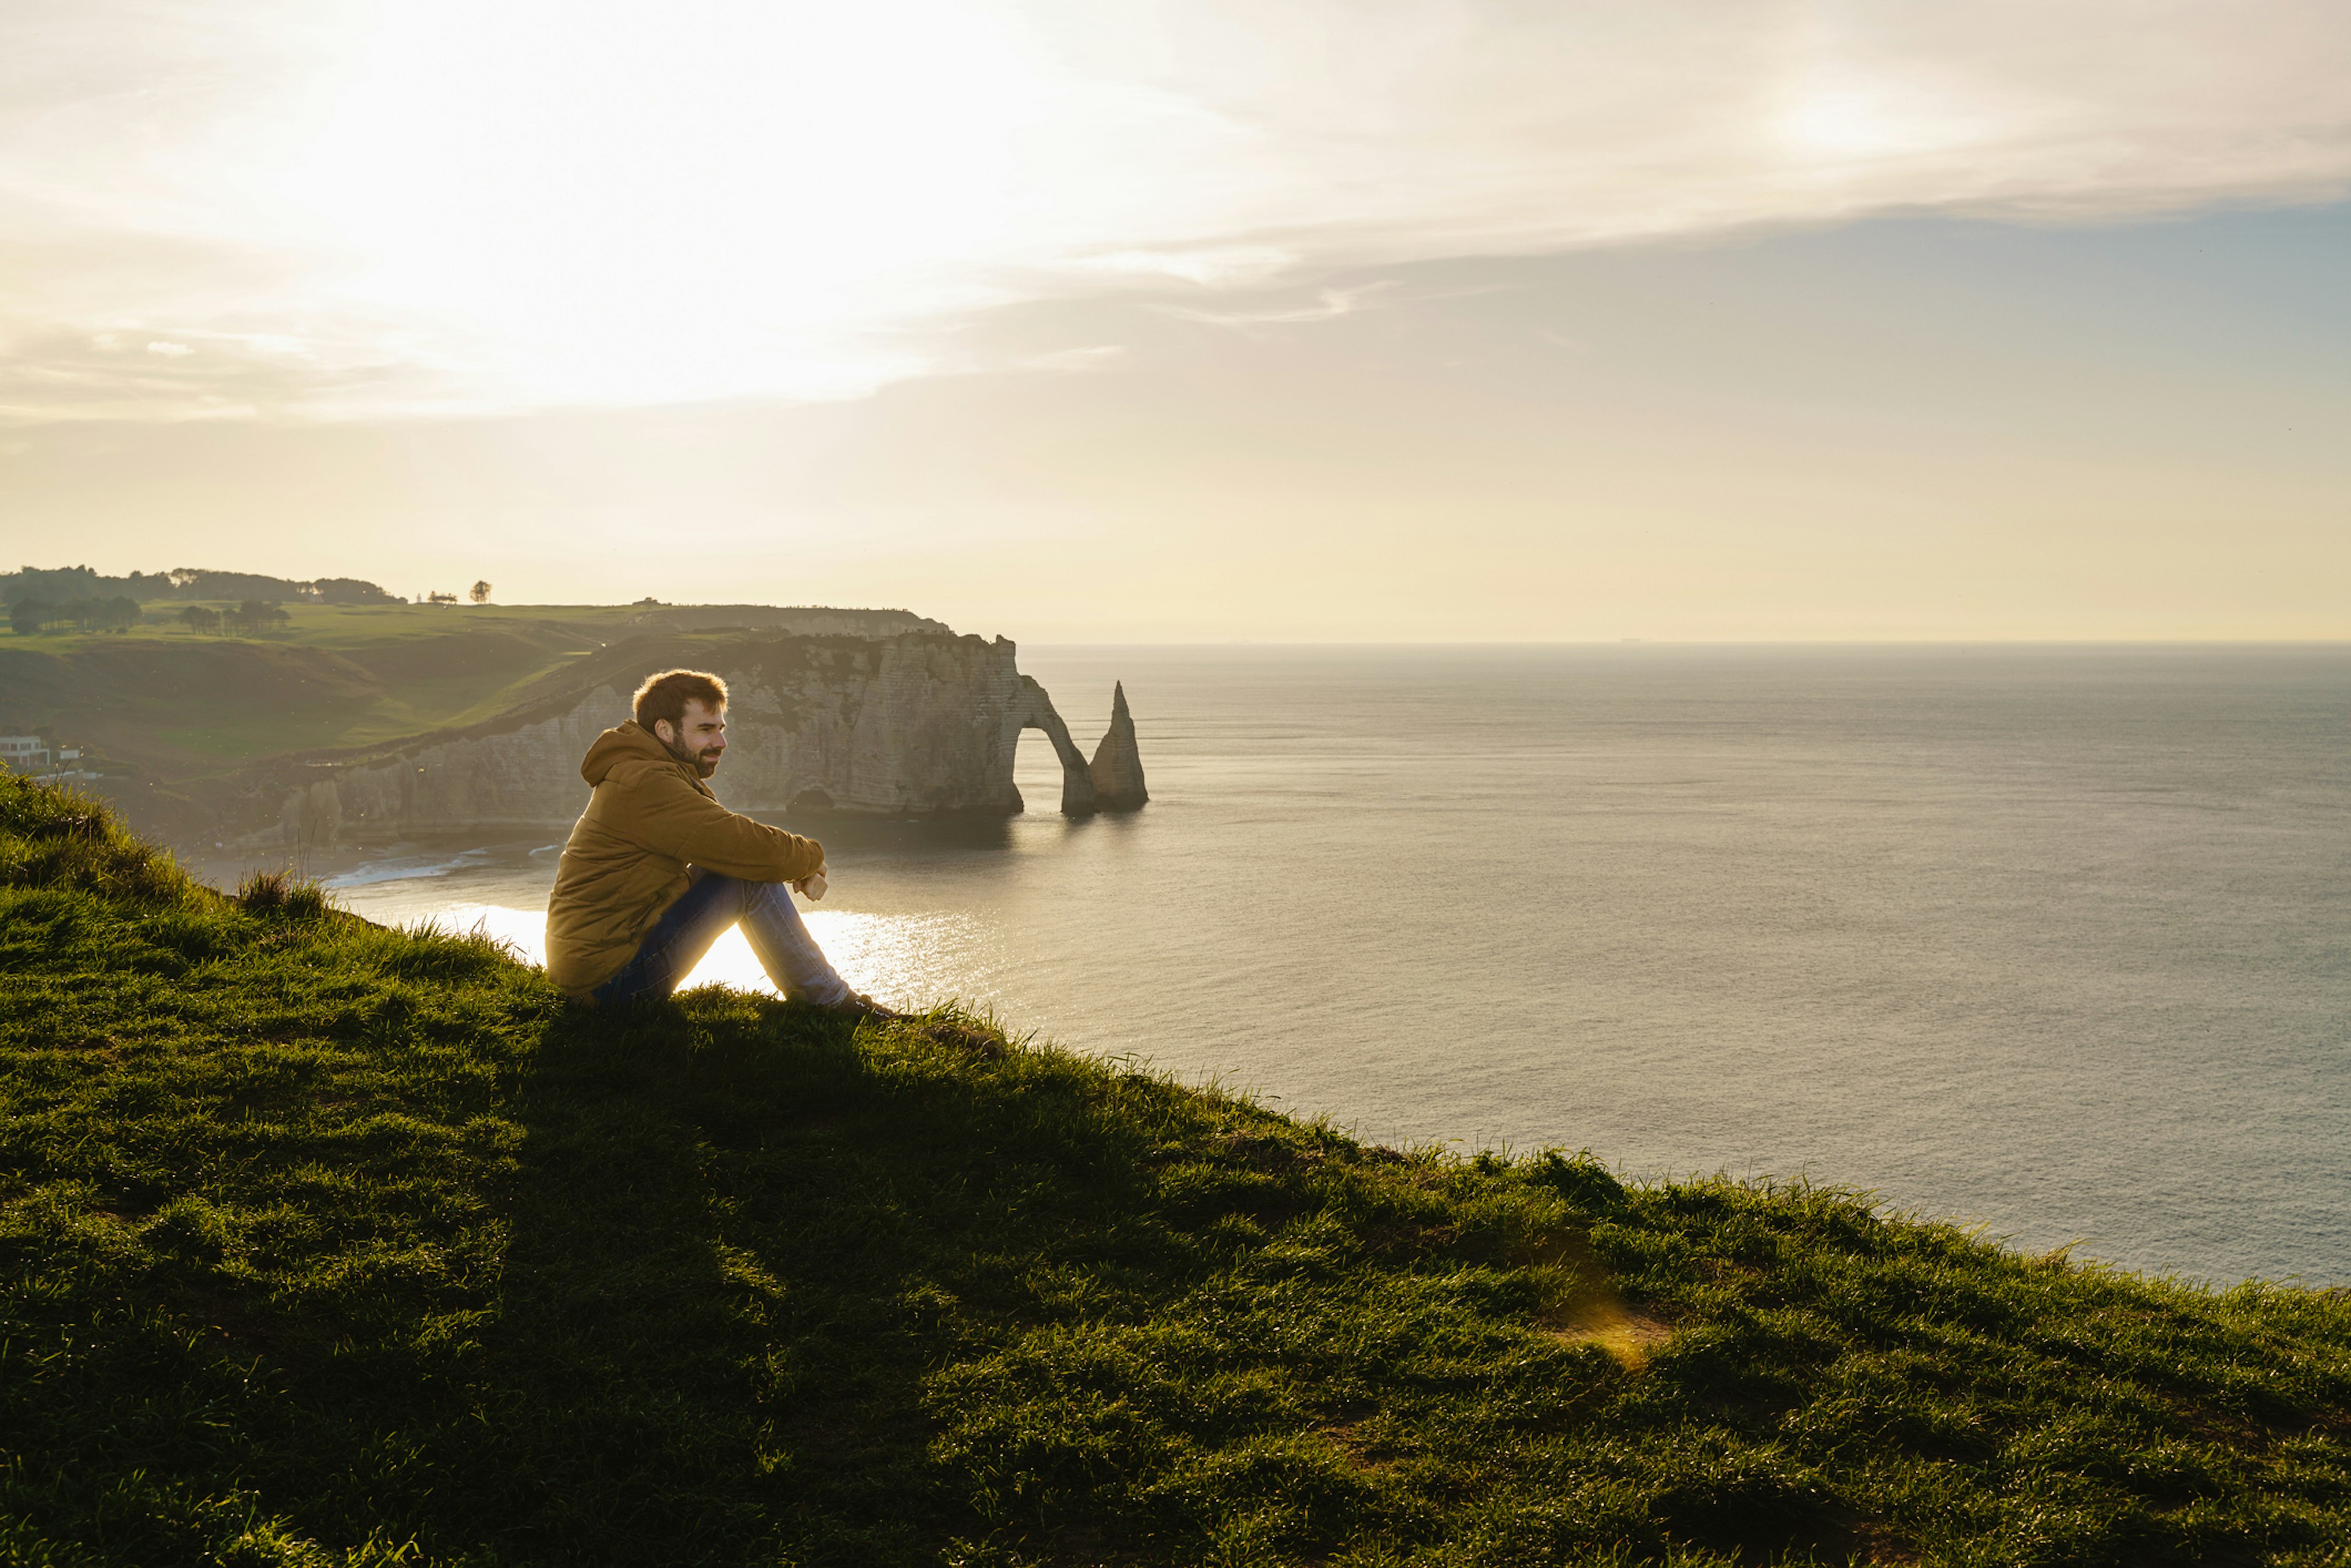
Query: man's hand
793,864,828,901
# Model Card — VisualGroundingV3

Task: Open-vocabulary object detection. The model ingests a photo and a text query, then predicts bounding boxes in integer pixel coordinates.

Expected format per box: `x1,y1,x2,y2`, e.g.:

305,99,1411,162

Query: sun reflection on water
421,902,980,1009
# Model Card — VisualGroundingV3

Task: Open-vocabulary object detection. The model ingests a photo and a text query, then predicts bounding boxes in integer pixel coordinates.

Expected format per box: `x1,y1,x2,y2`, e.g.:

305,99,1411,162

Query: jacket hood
580,721,686,787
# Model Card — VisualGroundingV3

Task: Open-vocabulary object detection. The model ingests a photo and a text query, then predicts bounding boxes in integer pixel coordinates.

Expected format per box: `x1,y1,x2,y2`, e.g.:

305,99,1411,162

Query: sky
1,0,2347,640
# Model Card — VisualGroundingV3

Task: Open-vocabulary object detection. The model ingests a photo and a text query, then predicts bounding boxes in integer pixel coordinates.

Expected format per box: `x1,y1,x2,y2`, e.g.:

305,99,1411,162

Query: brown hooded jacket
545,721,825,998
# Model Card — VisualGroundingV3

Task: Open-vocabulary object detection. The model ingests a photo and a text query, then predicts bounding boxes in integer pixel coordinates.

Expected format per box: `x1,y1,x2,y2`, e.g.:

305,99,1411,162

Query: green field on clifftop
0,604,653,776
4,774,2350,1566
0,602,947,842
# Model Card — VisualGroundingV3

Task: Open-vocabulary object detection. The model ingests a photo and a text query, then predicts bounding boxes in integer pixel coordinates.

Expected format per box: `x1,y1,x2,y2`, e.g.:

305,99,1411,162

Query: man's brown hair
632,669,729,736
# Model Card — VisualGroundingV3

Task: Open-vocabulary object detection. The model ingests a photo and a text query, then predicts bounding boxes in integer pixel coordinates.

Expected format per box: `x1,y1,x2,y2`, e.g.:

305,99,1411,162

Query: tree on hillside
470,580,492,604
73,596,142,632
24,596,126,632
0,566,100,606
4,565,397,606
427,591,458,604
178,606,221,634
305,577,399,604
9,598,50,635
227,599,290,634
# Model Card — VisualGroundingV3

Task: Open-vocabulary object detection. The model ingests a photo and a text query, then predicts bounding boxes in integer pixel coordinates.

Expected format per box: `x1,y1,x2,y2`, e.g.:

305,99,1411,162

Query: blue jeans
592,870,853,1007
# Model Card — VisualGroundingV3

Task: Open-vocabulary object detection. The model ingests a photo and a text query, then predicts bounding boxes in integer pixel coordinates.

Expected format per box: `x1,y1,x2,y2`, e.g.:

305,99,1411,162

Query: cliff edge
227,629,1144,847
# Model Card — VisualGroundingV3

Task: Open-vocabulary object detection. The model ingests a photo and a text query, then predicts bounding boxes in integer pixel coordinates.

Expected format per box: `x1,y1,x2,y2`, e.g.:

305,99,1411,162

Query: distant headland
0,565,1146,853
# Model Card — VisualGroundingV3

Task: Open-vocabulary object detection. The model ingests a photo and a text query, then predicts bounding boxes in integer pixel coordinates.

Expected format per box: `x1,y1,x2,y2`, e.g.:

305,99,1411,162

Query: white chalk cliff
248,629,1142,849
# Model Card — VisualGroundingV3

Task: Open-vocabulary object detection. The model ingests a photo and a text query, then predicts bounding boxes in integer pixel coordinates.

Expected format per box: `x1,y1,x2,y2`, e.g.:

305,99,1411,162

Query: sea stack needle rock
1087,681,1149,811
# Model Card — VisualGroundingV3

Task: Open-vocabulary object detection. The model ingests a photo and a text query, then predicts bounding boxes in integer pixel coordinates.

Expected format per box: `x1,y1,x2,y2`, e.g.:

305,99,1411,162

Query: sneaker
826,991,907,1022
929,1020,1007,1059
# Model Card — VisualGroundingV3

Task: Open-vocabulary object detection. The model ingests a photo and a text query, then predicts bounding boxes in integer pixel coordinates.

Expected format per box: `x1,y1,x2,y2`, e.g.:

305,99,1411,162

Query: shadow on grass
474,989,1163,1566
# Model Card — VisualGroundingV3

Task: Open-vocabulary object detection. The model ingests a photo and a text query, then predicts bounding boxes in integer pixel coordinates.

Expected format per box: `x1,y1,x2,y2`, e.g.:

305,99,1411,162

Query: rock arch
1016,675,1098,814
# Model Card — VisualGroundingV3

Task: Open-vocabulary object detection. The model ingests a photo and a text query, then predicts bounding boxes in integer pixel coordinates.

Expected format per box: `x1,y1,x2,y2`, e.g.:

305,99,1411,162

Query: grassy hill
0,605,653,778
0,601,951,775
4,775,2349,1566
0,601,950,844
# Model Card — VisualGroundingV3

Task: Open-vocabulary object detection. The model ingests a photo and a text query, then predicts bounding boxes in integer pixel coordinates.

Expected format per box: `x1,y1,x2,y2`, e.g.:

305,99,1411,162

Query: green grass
0,602,849,781
6,601,654,655
1,604,620,766
0,602,942,813
3,775,2349,1566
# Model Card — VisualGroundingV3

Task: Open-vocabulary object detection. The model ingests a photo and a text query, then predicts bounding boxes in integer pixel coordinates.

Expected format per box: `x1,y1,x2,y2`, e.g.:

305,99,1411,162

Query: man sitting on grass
546,667,897,1016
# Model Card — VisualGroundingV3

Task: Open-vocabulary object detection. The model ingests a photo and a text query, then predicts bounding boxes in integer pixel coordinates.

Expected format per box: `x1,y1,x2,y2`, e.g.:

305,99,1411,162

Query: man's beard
665,738,722,778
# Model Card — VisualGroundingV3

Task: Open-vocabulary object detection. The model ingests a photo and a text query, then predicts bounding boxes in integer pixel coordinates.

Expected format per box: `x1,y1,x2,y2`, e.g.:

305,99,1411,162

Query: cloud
1071,247,1298,287
1013,344,1126,373
1155,279,1510,329
145,341,193,356
4,0,2349,421
1165,282,1398,328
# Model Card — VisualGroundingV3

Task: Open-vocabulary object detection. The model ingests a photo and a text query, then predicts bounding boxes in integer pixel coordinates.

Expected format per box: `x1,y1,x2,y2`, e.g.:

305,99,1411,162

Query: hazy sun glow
6,0,2349,419
284,1,1065,403
5,0,2349,641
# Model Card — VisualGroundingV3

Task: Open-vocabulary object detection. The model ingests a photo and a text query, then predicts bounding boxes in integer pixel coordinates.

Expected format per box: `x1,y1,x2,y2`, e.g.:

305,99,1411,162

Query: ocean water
305,645,2351,1286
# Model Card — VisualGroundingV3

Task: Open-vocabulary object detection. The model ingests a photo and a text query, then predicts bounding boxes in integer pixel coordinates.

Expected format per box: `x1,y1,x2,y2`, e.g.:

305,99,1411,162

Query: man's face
656,699,727,778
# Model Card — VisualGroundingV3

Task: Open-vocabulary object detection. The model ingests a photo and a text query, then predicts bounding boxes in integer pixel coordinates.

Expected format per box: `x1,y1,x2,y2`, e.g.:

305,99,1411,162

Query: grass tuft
0,776,190,906
2,776,2348,1566
235,867,329,920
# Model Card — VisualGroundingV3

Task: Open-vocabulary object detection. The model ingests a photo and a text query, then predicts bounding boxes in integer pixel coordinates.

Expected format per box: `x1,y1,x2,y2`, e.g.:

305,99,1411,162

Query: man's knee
741,877,798,917
683,868,755,906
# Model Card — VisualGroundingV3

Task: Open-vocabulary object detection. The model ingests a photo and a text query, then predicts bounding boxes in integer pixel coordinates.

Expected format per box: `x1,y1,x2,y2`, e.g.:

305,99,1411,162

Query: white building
1,736,50,773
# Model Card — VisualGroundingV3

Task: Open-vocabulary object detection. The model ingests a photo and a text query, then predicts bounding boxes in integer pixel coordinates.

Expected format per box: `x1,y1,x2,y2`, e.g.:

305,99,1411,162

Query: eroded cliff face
244,630,1138,849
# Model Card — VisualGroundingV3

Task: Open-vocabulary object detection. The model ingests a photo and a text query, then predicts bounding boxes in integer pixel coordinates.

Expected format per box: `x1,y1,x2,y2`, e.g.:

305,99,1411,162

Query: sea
253,645,2351,1288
